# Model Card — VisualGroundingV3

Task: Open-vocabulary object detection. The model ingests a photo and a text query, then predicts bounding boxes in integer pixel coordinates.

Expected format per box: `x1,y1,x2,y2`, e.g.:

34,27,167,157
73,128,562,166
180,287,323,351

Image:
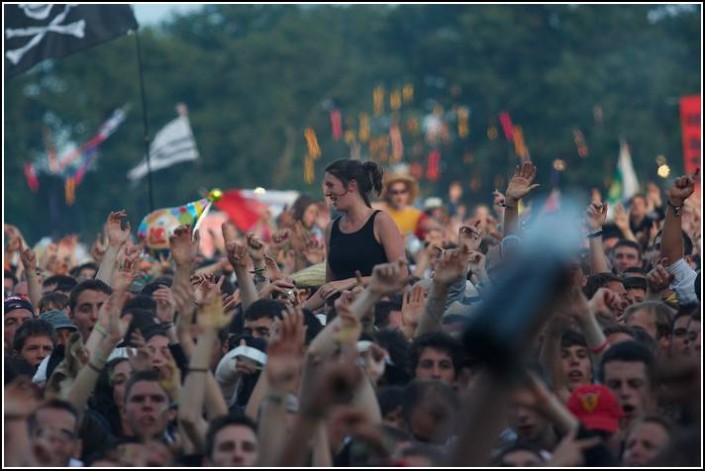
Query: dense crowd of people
3,158,701,467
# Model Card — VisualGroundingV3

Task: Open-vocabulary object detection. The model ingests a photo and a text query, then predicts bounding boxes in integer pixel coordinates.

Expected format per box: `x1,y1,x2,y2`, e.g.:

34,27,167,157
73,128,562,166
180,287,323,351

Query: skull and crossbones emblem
6,4,86,65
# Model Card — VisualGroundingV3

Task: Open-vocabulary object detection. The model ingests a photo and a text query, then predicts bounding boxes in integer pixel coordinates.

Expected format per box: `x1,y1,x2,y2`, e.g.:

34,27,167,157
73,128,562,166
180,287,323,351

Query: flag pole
133,29,155,213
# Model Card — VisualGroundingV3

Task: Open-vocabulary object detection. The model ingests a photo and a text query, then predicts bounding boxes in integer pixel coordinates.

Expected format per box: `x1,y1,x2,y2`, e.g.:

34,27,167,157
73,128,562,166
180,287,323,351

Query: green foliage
4,4,700,243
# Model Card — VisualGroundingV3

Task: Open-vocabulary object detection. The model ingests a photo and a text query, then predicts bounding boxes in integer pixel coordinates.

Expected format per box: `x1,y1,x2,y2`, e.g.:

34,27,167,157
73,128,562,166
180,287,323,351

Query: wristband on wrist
87,362,103,374
94,324,108,337
586,230,603,239
667,200,683,216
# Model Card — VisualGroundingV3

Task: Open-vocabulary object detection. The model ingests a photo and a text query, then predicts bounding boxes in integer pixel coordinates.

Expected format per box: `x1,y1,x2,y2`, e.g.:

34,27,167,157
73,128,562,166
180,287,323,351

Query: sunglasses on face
390,189,408,195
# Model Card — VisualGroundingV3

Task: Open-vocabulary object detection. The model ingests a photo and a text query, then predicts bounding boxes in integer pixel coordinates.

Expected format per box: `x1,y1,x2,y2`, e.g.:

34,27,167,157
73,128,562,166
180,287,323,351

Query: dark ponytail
363,161,384,196
325,159,384,207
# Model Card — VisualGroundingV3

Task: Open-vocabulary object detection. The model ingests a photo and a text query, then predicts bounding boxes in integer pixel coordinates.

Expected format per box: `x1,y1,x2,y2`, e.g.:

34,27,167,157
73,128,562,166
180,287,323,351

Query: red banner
679,95,701,192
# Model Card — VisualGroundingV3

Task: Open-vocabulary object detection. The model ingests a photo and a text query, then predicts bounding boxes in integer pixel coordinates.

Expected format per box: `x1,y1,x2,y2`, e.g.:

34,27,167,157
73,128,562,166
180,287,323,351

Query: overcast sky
132,4,203,26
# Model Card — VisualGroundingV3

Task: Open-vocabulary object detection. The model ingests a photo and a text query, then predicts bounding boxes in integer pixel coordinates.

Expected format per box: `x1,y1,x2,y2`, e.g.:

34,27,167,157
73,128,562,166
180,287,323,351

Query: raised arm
67,259,134,412
179,285,233,453
585,202,610,274
19,241,41,310
661,168,699,266
415,246,468,337
256,305,307,467
95,210,131,285
308,261,408,359
223,222,258,310
503,162,540,236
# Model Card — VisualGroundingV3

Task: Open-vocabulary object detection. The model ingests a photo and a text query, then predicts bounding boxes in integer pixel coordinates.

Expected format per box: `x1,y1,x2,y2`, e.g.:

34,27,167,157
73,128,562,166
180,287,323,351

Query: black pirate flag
4,4,138,79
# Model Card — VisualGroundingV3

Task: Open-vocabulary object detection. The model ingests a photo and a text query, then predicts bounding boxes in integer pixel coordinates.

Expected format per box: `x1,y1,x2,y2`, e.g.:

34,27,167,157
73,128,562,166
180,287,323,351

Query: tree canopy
4,4,701,243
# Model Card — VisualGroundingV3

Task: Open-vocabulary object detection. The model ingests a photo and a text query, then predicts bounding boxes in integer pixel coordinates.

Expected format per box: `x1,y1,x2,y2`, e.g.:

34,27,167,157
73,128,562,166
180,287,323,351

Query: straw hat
381,173,418,202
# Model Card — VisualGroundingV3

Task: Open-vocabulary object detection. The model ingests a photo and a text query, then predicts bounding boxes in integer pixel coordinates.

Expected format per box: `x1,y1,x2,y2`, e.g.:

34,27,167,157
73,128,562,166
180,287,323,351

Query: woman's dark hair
324,159,384,207
291,194,319,225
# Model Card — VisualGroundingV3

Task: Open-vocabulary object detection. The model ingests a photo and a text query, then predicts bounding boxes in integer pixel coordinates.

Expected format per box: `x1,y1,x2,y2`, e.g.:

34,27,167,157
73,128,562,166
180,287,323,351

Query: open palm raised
506,162,540,203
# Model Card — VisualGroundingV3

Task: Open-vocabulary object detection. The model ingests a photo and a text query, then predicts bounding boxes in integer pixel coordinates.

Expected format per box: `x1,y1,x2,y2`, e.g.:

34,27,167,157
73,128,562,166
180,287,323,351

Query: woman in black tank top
328,210,388,280
317,159,406,300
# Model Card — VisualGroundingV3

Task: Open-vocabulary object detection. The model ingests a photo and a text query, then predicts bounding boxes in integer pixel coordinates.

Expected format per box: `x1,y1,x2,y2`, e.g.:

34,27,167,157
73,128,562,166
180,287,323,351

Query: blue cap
38,310,77,331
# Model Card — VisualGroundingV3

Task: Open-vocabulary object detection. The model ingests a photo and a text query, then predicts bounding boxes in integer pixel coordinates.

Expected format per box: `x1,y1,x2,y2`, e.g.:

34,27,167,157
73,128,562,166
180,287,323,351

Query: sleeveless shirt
328,210,388,281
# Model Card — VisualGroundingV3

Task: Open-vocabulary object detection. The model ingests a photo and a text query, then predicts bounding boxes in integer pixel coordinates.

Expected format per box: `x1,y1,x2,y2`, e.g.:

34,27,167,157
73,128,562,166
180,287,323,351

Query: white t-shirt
667,258,699,305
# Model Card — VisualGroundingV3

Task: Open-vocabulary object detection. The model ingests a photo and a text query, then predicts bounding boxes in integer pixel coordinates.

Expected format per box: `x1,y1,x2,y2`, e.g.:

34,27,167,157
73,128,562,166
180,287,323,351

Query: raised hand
226,242,250,270
106,210,132,248
246,233,266,264
112,249,140,293
97,296,132,345
127,329,152,372
172,278,196,338
197,283,234,330
334,290,362,345
613,203,630,232
585,202,608,231
19,240,37,274
91,232,108,262
458,220,482,252
467,251,486,278
268,229,290,257
258,279,296,300
221,290,240,313
361,343,388,384
401,284,425,331
647,182,663,209
433,246,468,286
424,230,445,253
505,161,540,203
153,286,176,325
368,259,409,296
318,278,356,300
222,221,239,250
290,221,311,252
546,427,601,467
646,258,674,294
159,351,181,403
299,349,363,418
264,254,284,282
588,287,626,322
667,168,699,206
169,225,200,268
303,239,326,265
266,305,307,388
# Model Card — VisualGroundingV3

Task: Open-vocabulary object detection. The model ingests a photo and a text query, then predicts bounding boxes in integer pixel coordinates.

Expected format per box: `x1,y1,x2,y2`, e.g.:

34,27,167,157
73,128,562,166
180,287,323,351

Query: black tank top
328,210,388,281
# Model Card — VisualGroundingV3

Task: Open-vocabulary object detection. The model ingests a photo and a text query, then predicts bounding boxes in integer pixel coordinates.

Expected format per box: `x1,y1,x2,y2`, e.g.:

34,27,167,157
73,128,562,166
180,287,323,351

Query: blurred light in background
553,159,567,172
657,165,670,178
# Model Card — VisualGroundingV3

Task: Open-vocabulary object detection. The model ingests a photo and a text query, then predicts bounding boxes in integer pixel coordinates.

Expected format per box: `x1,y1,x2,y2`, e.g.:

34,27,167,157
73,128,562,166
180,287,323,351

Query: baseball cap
423,197,444,211
4,295,34,314
567,384,623,434
38,310,77,332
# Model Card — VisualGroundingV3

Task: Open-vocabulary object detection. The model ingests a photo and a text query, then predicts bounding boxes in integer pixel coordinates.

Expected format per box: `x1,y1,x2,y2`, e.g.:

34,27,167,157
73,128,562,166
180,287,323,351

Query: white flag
617,138,639,200
128,113,199,181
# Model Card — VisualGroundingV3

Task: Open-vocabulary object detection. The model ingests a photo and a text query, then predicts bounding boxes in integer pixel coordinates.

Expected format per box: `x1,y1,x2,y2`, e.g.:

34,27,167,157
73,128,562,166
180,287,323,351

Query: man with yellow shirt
378,173,439,238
